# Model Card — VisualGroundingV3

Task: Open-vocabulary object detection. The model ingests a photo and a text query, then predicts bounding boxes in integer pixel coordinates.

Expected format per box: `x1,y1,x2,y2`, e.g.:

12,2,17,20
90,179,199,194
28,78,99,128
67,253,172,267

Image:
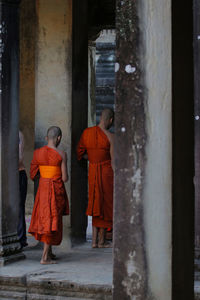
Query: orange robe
77,126,113,228
28,146,69,245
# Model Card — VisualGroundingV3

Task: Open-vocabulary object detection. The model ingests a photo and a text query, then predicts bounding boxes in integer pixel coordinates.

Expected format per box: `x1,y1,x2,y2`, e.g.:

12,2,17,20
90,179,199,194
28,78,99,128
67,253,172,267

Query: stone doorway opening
71,1,115,246
86,29,116,242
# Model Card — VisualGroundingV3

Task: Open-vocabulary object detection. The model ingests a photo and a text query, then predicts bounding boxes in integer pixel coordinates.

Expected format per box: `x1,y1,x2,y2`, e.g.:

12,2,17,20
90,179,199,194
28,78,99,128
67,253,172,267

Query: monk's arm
61,152,68,182
109,133,114,171
77,132,87,160
30,151,39,180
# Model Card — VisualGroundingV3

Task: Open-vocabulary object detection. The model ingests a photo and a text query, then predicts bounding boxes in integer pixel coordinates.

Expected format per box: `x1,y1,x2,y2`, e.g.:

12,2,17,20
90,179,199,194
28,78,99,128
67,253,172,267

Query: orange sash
39,165,61,178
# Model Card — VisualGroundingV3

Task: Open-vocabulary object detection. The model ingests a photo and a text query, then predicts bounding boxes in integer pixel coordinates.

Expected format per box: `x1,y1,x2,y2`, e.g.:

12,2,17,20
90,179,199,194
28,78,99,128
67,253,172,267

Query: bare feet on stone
40,259,57,265
92,226,98,249
98,242,113,248
41,244,57,264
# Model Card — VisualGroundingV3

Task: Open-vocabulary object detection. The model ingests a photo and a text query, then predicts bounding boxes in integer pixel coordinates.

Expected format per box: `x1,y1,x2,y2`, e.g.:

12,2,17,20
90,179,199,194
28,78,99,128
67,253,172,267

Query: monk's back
34,146,62,167
83,126,111,163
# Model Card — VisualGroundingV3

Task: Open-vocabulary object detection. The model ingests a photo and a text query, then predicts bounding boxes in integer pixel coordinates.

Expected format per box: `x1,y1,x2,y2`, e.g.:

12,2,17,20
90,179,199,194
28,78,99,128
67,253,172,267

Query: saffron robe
28,146,69,245
77,126,113,228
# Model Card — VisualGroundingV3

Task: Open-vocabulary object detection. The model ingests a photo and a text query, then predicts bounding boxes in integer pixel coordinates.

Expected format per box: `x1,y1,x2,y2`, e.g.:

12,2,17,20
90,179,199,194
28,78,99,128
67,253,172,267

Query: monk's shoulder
36,146,46,154
32,148,41,161
34,148,41,155
81,126,96,139
34,146,48,158
84,126,96,134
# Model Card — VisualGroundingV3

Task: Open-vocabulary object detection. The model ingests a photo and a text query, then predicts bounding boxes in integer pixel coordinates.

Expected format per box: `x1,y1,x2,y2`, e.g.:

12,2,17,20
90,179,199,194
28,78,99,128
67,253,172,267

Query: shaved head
101,108,114,122
47,126,62,140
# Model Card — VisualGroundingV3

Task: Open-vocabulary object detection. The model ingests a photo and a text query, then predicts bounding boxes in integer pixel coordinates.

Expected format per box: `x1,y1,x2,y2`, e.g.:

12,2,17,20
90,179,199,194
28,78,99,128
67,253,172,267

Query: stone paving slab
0,242,112,300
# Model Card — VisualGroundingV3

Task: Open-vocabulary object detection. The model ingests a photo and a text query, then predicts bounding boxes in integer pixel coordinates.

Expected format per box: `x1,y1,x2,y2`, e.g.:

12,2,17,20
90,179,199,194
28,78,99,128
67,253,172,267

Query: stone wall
35,0,72,249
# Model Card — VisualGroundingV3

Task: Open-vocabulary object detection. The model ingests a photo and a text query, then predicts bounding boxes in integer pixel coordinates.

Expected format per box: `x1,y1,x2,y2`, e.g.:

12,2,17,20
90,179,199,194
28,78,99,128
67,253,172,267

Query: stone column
113,0,147,298
71,0,88,244
113,0,172,299
113,0,194,299
0,0,25,265
194,0,200,250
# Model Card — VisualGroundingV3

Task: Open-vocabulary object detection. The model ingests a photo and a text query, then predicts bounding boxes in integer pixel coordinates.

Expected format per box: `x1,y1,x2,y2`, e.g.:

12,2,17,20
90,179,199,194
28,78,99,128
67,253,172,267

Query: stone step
0,292,87,300
0,276,112,300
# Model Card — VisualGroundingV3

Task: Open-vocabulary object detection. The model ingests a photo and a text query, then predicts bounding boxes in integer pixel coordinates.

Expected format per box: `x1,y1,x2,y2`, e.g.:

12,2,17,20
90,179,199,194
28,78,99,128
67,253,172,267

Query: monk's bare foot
92,244,98,248
98,242,113,248
40,259,57,265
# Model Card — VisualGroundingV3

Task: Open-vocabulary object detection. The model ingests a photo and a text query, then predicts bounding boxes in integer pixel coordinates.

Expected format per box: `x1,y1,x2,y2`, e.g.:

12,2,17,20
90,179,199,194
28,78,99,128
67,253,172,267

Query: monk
77,108,114,248
28,126,69,264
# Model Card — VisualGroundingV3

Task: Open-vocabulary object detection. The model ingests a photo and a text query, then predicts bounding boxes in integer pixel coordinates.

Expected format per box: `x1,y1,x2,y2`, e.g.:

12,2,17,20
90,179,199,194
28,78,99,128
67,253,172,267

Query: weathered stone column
194,0,200,250
114,0,194,299
113,0,147,298
113,0,172,299
71,0,88,244
0,0,25,265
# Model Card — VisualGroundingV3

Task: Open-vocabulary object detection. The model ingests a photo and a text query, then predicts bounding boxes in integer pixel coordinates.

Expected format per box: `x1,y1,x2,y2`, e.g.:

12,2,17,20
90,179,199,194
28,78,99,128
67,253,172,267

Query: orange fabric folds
28,146,69,245
77,126,113,228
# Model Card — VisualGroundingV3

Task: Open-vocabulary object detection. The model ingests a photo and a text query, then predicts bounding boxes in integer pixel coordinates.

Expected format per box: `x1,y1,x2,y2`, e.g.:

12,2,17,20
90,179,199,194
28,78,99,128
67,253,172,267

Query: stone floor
0,238,112,300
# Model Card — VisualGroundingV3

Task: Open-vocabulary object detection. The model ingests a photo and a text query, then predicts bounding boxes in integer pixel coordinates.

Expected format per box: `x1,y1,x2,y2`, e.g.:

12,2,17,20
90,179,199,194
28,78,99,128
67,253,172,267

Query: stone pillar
113,0,147,298
113,0,194,299
0,0,25,265
113,0,172,299
35,0,72,250
71,0,88,244
194,0,200,250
